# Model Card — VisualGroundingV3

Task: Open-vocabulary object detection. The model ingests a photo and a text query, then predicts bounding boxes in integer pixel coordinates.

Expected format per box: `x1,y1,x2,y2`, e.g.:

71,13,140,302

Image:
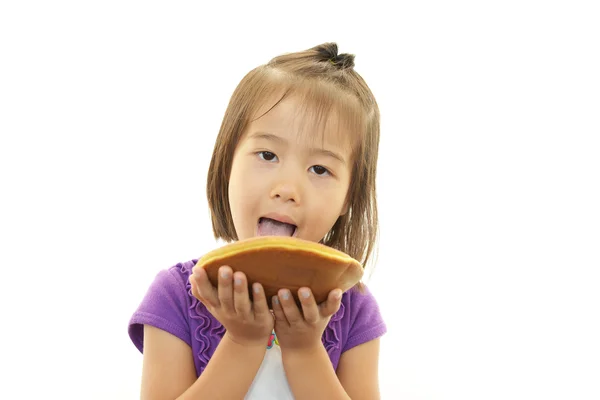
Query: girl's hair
207,42,380,272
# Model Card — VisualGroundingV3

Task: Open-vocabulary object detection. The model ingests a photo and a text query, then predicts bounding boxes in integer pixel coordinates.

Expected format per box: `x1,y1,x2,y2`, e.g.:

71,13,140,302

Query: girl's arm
281,338,381,400
335,338,381,399
141,325,266,400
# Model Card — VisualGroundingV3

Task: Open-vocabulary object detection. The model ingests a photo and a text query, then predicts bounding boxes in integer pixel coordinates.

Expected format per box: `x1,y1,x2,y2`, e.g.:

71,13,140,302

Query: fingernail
300,289,310,299
220,269,230,279
234,278,242,285
273,296,279,305
334,290,342,299
282,291,289,301
253,284,260,294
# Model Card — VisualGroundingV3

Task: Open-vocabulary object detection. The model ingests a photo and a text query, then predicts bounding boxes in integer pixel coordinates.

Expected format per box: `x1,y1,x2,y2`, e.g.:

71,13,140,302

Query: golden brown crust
196,236,363,307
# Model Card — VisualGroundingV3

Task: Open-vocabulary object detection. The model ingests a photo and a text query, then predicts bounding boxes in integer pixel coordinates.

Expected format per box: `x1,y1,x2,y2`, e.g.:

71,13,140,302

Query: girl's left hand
272,287,343,352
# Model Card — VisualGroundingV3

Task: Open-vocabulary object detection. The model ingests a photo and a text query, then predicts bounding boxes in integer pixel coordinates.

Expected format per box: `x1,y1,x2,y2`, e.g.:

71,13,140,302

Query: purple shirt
128,259,387,375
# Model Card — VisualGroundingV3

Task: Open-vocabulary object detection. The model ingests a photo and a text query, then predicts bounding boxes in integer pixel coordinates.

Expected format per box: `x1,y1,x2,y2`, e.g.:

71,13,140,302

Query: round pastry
195,236,363,308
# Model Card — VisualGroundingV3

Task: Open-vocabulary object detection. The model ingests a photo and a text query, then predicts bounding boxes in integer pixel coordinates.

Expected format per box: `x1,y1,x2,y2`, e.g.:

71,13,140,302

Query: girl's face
228,95,353,243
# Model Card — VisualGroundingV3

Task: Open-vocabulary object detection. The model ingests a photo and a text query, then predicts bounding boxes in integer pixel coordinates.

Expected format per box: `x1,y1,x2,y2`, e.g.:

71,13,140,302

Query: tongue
258,218,295,237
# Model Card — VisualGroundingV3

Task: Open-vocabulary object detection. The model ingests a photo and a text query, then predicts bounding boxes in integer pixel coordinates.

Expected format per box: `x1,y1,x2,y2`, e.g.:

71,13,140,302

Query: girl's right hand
189,265,274,347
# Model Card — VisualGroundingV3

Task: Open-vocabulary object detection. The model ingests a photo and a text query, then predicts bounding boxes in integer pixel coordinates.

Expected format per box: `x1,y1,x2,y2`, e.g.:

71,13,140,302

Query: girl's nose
270,182,301,204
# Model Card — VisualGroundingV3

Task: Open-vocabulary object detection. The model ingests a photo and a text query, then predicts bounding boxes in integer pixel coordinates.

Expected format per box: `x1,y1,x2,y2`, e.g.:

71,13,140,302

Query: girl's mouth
257,217,297,237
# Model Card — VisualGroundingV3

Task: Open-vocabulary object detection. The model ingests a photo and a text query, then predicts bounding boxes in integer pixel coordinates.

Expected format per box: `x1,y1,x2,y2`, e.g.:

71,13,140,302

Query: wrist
281,340,324,361
223,331,270,351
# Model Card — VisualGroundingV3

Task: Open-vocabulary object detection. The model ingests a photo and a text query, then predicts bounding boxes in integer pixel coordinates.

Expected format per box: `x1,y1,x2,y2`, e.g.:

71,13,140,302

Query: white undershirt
244,333,294,399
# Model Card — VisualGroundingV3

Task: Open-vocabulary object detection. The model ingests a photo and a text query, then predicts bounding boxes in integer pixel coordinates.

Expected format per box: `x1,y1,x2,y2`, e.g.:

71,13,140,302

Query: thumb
320,289,343,318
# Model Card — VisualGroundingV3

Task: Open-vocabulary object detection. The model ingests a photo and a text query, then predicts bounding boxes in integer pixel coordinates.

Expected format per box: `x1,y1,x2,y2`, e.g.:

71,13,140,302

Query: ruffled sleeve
128,261,226,376
183,263,225,374
321,299,346,362
128,264,193,352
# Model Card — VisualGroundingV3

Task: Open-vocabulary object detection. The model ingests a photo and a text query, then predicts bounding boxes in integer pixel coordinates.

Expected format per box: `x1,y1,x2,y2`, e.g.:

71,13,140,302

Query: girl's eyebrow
249,131,286,144
248,131,347,165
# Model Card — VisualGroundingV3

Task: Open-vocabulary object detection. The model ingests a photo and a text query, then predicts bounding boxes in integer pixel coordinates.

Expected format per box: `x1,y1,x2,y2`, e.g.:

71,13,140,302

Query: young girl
128,42,386,399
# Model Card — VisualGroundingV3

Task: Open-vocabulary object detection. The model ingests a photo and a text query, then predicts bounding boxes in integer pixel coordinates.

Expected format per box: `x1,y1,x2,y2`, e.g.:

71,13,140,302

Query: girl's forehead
246,93,361,152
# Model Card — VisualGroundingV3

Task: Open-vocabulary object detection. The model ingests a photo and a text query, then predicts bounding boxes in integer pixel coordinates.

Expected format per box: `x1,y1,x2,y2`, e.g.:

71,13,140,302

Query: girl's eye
258,151,278,162
310,165,331,176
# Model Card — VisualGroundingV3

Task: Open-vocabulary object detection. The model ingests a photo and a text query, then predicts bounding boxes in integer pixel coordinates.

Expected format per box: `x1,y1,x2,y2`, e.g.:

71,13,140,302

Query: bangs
246,70,367,154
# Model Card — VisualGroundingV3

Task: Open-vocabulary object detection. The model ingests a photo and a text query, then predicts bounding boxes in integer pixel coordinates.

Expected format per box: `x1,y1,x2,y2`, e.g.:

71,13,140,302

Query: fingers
251,283,270,319
190,266,219,308
319,288,343,318
233,271,251,316
273,288,340,325
217,266,235,313
195,266,268,319
277,289,303,324
271,295,288,326
297,288,319,324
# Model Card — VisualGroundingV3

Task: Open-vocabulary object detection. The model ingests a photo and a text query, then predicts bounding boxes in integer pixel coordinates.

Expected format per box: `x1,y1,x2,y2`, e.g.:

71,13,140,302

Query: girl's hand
272,287,343,353
189,265,274,347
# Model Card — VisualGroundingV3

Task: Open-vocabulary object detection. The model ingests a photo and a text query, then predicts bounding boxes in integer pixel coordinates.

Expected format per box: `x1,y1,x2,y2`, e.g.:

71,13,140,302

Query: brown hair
207,42,380,273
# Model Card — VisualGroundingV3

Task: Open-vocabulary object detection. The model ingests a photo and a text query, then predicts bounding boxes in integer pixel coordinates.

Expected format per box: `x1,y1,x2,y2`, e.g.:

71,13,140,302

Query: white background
1,1,599,399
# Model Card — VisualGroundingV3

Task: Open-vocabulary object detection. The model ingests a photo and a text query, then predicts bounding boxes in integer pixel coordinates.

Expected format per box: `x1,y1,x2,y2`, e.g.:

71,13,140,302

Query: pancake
195,236,363,308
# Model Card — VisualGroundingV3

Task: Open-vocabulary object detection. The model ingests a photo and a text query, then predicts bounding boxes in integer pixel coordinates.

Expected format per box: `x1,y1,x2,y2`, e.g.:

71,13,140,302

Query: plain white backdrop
1,1,599,399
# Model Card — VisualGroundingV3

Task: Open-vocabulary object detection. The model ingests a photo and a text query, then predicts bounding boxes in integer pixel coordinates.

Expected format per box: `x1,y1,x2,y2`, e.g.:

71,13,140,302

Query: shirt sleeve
342,284,387,353
128,266,191,353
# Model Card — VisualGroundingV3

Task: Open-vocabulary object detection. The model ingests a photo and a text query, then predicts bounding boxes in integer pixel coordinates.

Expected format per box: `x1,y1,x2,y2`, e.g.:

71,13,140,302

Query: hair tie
329,58,336,65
